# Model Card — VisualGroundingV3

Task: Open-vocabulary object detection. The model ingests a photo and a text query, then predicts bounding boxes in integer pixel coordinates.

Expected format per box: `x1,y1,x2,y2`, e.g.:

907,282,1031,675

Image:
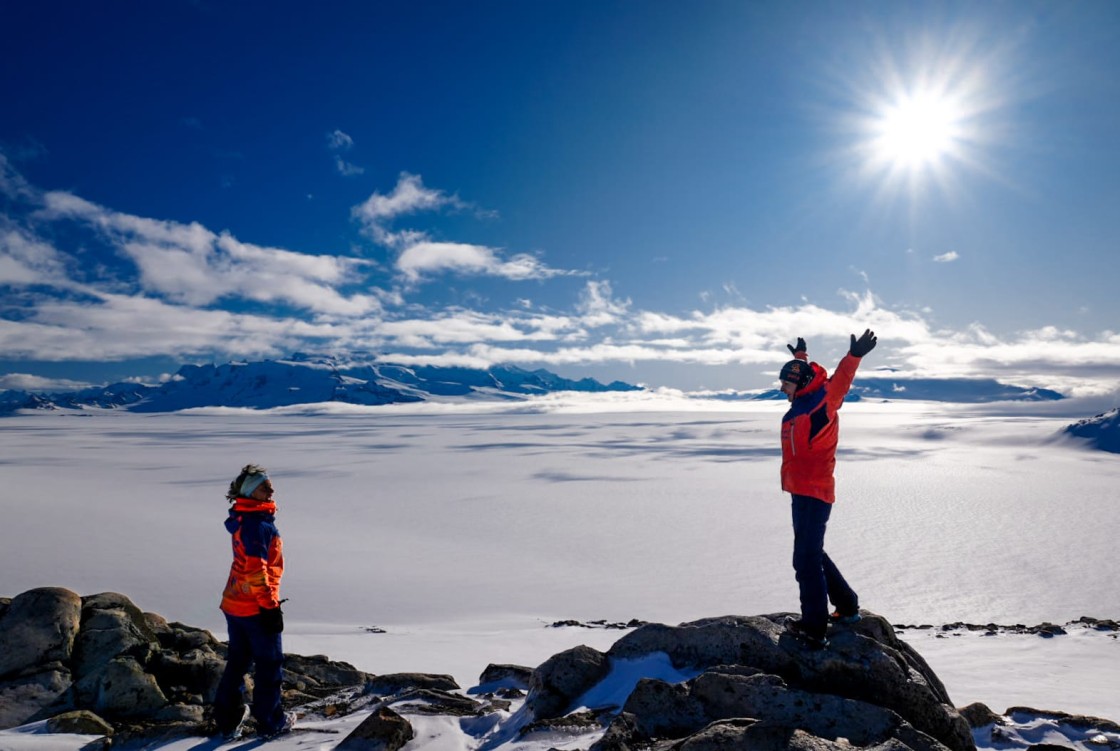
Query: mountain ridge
1063,408,1120,453
0,356,1086,414
0,355,642,414
700,376,1064,404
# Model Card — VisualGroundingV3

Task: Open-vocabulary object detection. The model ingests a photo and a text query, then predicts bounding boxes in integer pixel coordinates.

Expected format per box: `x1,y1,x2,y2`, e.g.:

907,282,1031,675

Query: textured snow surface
1,396,1117,749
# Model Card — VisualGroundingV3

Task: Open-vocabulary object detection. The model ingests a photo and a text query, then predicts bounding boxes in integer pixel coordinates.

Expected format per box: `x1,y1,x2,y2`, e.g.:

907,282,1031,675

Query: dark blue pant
791,494,858,636
213,613,285,735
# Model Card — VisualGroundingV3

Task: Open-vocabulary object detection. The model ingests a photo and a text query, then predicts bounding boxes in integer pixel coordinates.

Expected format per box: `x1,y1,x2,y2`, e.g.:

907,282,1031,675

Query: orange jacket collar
232,497,277,514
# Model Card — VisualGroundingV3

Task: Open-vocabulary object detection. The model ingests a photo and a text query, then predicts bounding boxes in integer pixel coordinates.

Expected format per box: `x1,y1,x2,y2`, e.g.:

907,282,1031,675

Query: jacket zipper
789,424,796,456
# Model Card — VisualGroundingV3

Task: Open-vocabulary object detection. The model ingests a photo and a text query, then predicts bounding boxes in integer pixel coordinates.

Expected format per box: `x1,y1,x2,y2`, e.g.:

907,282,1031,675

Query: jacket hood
794,362,829,398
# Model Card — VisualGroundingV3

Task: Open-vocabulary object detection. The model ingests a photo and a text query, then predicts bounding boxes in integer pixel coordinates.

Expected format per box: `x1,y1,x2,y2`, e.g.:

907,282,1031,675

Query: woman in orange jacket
212,464,293,740
779,330,876,648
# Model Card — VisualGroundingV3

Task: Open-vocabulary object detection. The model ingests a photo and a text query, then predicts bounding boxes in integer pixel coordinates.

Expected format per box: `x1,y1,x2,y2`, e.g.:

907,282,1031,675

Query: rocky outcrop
520,612,975,751
0,587,381,740
895,616,1120,637
8,588,1112,751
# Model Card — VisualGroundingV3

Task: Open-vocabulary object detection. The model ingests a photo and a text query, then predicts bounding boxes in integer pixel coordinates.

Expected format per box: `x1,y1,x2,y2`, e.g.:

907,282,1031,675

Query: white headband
240,473,270,497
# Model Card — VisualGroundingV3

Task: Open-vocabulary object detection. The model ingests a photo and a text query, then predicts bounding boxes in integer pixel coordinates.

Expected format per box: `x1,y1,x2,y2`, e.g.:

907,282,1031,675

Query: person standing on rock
778,331,877,648
212,464,294,740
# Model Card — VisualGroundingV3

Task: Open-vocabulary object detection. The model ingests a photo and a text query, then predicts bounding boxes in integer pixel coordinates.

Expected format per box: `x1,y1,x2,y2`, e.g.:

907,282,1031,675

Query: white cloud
350,173,576,284
352,173,460,247
335,156,365,176
216,234,381,316
0,154,34,199
395,242,568,283
327,130,355,151
41,191,216,255
6,259,1120,396
369,351,498,370
0,228,71,285
36,191,381,316
934,251,960,262
456,341,756,368
0,292,351,362
379,311,558,348
326,131,365,176
0,373,95,392
626,291,930,366
577,280,631,326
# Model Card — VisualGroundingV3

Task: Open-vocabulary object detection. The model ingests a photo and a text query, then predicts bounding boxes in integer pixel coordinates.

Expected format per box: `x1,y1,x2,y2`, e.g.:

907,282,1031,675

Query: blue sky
1,1,1118,395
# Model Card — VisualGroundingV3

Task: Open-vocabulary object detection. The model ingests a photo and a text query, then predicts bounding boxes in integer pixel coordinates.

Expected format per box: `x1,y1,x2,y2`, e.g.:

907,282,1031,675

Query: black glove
787,337,807,357
259,606,284,634
849,329,877,358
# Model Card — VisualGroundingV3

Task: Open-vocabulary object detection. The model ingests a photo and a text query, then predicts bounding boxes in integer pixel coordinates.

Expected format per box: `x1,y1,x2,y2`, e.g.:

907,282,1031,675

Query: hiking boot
785,618,829,649
830,609,862,625
216,705,249,741
260,711,296,740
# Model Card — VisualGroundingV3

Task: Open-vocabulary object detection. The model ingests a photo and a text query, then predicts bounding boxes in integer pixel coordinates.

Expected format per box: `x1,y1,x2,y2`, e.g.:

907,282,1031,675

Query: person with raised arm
777,330,877,648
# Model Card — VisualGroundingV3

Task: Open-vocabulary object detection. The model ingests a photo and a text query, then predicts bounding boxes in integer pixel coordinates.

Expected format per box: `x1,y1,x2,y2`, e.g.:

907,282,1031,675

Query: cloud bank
2,157,1118,397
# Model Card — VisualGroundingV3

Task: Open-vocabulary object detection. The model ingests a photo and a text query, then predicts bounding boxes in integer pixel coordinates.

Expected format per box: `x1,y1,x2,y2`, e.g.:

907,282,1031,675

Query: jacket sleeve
826,353,861,410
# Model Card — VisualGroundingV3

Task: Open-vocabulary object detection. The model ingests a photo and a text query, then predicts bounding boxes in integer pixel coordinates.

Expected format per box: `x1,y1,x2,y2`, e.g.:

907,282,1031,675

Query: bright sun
872,91,964,169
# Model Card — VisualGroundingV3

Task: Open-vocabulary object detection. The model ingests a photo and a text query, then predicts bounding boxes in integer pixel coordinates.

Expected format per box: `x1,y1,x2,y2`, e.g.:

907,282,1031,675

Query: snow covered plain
1,393,1118,749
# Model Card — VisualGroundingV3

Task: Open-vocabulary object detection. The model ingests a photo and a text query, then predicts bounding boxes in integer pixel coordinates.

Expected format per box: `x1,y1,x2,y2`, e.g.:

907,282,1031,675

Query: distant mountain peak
1064,408,1120,453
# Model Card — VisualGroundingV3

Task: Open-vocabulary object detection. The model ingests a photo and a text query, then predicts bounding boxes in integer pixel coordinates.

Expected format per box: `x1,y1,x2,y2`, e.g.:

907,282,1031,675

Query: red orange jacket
780,352,862,503
220,498,284,617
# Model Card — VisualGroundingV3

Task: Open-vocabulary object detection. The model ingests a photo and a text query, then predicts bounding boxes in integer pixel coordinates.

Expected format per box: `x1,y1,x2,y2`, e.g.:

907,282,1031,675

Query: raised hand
849,329,877,358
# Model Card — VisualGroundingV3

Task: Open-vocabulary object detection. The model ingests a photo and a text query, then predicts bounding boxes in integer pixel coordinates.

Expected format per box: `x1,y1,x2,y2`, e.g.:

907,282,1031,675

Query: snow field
1,397,1118,738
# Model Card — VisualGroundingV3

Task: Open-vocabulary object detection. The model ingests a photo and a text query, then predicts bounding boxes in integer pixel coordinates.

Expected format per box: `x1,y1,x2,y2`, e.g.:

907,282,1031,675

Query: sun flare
827,26,1012,201
873,91,963,168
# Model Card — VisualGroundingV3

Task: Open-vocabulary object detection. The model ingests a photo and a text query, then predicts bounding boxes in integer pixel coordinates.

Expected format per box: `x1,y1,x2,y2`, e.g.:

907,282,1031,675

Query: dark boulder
474,663,534,692
0,667,71,729
676,719,926,751
525,645,611,720
72,593,157,679
45,709,114,736
285,653,371,694
365,672,460,698
959,702,1002,729
336,706,414,751
0,587,82,679
388,688,485,717
0,588,84,726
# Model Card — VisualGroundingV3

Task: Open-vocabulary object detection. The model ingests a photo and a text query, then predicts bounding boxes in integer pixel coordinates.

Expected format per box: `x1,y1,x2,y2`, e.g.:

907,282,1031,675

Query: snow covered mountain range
0,354,641,413
4,354,1114,454
0,354,1092,416
705,376,1063,404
